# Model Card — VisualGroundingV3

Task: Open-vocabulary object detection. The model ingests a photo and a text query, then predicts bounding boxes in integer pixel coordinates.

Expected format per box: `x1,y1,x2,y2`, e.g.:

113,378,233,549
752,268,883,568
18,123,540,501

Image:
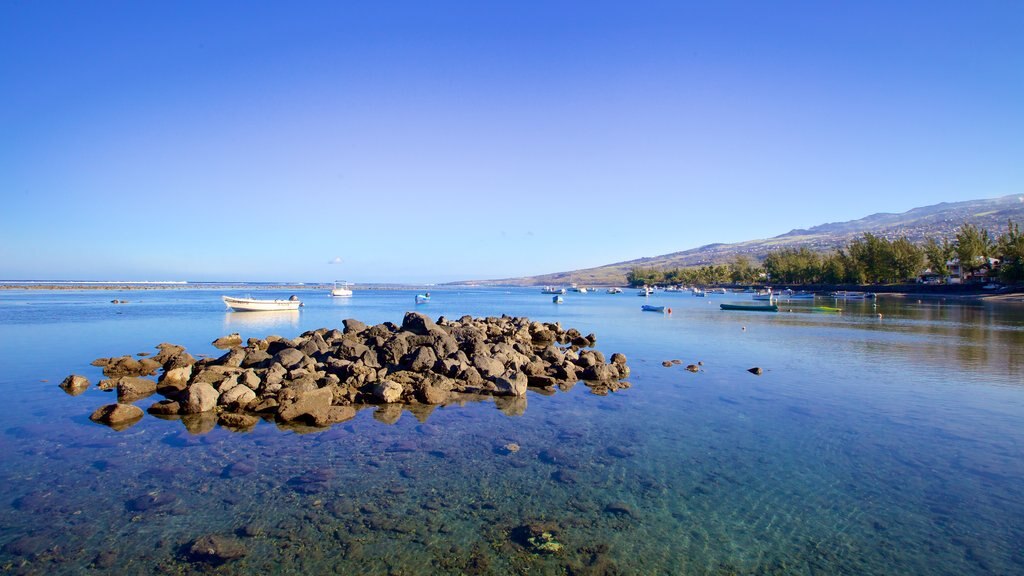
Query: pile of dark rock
70,312,631,430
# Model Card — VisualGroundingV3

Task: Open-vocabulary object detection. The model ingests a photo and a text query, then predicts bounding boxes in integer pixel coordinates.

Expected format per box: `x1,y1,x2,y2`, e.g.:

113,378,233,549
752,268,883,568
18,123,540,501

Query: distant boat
752,289,774,301
541,286,566,294
641,304,666,312
638,286,654,297
415,292,431,304
329,281,353,297
692,289,706,297
720,303,778,312
831,291,876,300
222,295,302,312
552,295,564,303
812,306,842,312
607,287,623,294
776,289,814,300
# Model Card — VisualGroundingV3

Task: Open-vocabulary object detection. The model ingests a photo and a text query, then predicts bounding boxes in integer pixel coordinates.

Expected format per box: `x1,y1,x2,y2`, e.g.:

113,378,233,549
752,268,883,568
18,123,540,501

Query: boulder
404,346,437,373
747,367,763,375
59,374,90,395
401,312,437,335
272,348,307,370
472,353,505,379
276,387,333,423
147,400,181,415
219,385,257,409
311,406,357,426
495,372,528,397
182,382,219,414
116,377,157,402
373,381,404,403
90,403,144,430
218,413,259,429
212,333,243,349
342,318,367,335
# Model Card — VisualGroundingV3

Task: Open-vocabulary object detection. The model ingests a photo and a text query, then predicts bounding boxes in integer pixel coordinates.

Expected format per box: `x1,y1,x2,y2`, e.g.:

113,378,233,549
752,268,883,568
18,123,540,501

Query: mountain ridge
455,194,1024,286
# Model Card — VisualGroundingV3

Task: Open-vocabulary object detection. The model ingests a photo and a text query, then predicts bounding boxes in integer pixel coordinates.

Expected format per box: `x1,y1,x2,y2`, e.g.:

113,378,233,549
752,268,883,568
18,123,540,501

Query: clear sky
2,1,1022,283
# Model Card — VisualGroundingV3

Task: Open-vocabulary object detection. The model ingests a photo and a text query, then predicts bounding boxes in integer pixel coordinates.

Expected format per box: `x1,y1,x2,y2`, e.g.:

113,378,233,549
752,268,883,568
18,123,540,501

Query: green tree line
627,220,1024,287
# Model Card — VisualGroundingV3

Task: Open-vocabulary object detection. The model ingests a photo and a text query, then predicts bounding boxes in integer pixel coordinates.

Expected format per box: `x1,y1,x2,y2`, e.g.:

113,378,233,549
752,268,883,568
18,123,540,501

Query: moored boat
607,287,623,294
638,286,654,297
641,304,666,313
415,293,431,304
752,288,774,301
541,286,566,294
222,295,302,312
329,281,353,297
720,303,778,312
552,295,564,303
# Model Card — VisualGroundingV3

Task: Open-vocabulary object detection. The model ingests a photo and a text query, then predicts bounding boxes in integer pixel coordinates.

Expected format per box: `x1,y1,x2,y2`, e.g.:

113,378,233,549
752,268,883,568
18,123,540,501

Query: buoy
741,326,746,331
667,308,672,314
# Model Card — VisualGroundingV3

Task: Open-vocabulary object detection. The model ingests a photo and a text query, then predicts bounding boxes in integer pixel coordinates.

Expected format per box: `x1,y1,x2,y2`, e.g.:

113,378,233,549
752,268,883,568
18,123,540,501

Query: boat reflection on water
223,309,300,331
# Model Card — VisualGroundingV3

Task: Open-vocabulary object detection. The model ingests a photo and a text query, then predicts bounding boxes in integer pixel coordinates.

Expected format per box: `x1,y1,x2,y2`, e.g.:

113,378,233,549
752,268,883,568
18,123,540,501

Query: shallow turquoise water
0,288,1022,574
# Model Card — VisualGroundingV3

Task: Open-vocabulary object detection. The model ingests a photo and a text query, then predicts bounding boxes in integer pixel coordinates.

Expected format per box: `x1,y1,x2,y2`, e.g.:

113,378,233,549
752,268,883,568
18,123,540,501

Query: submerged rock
186,534,247,564
747,367,764,375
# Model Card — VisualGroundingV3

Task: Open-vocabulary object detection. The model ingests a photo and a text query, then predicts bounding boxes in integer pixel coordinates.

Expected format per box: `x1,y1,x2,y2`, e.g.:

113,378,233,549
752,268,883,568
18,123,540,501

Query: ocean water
0,287,1022,575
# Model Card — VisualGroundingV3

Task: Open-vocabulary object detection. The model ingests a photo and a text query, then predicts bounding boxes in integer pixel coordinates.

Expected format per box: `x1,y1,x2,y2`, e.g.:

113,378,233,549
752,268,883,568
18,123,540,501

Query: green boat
812,306,842,312
720,303,778,312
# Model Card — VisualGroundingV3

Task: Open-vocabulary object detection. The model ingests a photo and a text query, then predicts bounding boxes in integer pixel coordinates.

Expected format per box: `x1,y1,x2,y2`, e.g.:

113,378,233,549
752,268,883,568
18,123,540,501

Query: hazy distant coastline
0,282,439,291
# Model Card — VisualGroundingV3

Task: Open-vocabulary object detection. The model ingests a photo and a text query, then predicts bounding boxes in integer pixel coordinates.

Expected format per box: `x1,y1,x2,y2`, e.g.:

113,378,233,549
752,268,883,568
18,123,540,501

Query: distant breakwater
62,312,632,433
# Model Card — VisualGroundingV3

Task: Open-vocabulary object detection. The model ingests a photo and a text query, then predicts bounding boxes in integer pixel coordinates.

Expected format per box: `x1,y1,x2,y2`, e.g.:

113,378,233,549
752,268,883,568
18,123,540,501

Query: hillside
458,194,1024,286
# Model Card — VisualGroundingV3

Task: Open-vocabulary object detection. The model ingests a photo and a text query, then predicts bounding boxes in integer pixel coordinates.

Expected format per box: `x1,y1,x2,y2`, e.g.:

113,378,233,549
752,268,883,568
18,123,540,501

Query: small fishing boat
552,295,564,303
415,293,431,304
752,289,774,301
812,306,842,312
222,295,302,312
641,304,666,312
541,286,566,294
720,303,778,312
607,287,623,294
638,286,654,297
329,281,353,297
692,289,706,297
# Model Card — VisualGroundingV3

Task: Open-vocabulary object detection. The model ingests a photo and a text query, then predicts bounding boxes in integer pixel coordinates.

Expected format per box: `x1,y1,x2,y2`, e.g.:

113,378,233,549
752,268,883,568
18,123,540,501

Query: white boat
692,288,706,297
329,281,353,297
541,286,566,294
638,286,654,297
415,293,431,304
222,295,302,312
752,289,774,301
607,287,623,294
552,295,564,303
777,289,814,300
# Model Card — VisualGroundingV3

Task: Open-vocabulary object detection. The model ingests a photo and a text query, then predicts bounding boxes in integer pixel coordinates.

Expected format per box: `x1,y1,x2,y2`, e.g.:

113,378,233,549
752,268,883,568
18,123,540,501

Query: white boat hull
330,289,353,297
222,296,302,312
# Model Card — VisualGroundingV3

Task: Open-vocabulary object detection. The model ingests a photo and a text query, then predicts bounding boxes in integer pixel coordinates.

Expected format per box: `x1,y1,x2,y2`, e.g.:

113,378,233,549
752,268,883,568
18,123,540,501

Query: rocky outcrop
76,313,630,431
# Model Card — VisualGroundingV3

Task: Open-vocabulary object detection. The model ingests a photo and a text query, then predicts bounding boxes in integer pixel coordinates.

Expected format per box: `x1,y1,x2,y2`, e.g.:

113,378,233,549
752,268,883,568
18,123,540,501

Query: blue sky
2,1,1022,282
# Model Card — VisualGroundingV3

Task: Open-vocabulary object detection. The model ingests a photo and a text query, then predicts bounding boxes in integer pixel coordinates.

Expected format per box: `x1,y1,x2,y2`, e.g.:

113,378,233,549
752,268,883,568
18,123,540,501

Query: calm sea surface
0,287,1021,575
